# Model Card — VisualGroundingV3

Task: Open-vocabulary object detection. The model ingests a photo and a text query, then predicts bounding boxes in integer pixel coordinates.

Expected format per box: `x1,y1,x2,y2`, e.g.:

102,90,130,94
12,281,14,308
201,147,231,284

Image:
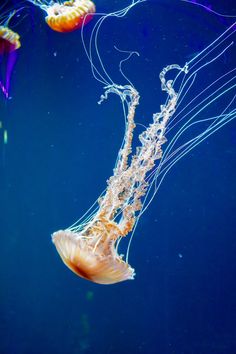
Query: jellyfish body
53,217,135,284
0,26,21,54
46,0,96,32
0,14,21,99
52,73,179,284
28,0,96,32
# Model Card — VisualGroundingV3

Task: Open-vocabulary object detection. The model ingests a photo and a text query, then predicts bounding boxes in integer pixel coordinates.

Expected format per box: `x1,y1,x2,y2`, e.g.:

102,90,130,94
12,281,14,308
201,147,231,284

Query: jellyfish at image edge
0,10,21,99
27,0,95,32
52,1,236,284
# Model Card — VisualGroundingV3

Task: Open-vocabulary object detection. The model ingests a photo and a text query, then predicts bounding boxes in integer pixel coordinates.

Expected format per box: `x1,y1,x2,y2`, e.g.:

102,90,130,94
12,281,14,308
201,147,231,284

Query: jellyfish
52,1,236,284
27,0,95,32
0,10,21,99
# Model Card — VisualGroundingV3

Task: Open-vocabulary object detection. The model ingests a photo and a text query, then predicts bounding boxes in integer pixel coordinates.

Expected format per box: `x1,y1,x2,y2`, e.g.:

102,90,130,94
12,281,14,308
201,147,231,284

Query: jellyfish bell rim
52,230,135,284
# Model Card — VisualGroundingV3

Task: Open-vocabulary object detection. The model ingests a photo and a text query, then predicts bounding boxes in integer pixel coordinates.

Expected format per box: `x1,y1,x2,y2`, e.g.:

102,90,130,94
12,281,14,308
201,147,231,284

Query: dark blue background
0,1,236,353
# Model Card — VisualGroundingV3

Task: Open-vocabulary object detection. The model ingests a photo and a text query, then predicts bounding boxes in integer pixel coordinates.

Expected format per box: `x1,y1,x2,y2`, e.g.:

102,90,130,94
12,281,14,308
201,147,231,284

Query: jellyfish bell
27,0,96,33
0,8,21,55
45,0,96,32
0,11,21,99
0,27,20,99
0,26,21,54
52,215,135,284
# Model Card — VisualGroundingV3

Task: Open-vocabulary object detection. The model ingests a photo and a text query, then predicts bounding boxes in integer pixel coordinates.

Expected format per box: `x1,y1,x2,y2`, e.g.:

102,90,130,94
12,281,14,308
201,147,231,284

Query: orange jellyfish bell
0,26,21,54
0,25,21,99
45,0,96,33
52,213,135,284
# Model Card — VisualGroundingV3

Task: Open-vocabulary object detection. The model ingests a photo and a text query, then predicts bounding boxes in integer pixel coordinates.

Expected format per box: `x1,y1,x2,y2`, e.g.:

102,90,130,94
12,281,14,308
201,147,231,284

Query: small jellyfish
0,11,21,99
27,0,96,32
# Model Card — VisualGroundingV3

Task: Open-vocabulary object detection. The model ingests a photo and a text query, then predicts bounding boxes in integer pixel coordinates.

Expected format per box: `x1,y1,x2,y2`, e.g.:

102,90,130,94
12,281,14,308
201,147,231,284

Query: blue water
1,1,236,353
